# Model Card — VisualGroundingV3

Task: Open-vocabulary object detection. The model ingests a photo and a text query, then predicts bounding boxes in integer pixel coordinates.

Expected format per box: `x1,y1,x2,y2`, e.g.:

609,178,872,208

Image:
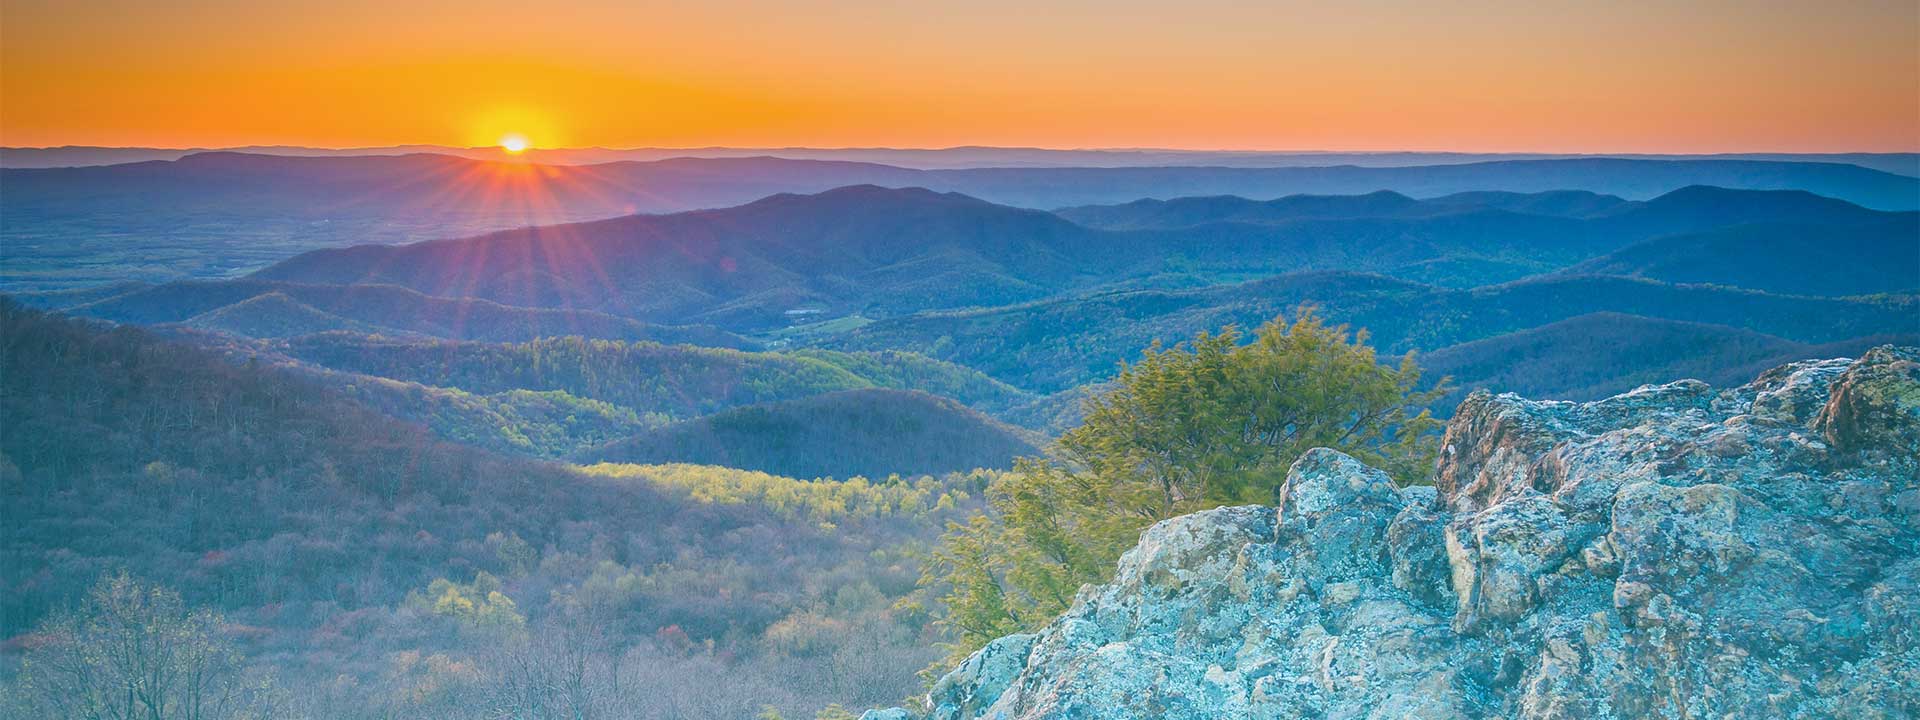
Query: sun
499,134,530,153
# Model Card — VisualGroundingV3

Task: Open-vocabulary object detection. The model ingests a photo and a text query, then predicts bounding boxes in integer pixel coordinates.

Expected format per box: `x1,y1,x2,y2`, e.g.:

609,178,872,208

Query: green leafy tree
919,309,1445,662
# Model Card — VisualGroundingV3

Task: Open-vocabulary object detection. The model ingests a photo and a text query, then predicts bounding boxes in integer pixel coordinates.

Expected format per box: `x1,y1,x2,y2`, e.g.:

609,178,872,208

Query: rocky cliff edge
876,345,1920,720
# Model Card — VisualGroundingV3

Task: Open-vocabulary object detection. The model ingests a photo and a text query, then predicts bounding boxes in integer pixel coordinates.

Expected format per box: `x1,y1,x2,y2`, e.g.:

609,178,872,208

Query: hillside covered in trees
0,301,988,717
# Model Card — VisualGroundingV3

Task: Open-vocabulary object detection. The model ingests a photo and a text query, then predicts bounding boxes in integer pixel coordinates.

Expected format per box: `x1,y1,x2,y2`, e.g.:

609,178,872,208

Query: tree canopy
916,309,1446,661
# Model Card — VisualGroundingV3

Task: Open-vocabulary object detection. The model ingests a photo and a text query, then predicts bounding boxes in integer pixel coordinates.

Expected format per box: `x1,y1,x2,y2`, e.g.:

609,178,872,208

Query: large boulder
898,346,1920,720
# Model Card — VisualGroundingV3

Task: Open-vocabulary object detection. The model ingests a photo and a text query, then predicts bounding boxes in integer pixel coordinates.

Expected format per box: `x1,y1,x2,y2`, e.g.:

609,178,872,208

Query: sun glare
499,134,529,153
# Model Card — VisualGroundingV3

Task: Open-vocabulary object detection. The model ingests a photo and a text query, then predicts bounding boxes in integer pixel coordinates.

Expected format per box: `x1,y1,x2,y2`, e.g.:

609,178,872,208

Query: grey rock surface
898,346,1920,719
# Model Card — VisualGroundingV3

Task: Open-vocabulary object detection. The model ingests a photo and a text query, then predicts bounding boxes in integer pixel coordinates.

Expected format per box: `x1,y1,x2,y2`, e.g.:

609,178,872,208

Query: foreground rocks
885,346,1920,720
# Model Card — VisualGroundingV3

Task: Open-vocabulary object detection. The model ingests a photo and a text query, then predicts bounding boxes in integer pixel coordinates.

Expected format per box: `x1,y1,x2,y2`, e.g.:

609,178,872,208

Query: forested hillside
1418,312,1920,405
238,332,1040,458
1562,218,1920,295
272,333,1030,416
0,300,984,717
16,280,752,346
830,272,1919,392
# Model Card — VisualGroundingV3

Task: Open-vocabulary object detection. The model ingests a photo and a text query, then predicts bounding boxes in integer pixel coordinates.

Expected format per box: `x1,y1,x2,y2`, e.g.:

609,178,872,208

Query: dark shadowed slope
828,272,1920,392
579,388,1042,479
1419,312,1920,406
1586,185,1900,232
1562,218,1920,296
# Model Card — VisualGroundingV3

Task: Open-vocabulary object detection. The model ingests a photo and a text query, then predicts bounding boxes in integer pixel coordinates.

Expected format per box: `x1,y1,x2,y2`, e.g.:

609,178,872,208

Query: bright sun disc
499,134,529,153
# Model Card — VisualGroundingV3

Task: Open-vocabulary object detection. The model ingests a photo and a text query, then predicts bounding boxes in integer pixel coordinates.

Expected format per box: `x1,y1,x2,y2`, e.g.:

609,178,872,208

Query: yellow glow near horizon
500,134,529,153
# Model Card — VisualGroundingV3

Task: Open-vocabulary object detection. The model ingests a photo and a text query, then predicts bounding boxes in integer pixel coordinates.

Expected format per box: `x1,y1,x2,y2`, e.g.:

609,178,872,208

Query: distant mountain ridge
1057,189,1630,229
238,184,1917,332
15,173,1913,468
1063,185,1900,231
250,185,1125,330
8,152,1918,291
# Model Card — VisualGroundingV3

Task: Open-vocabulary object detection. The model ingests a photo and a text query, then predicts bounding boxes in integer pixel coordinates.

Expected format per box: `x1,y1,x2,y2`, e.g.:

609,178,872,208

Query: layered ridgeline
875,346,1920,720
15,183,1914,442
242,185,1917,330
24,184,1912,334
29,185,1908,360
18,185,1912,339
8,152,1915,293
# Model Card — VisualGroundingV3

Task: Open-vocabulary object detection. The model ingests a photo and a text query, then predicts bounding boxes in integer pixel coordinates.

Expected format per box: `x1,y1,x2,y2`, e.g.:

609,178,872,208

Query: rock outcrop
894,346,1920,720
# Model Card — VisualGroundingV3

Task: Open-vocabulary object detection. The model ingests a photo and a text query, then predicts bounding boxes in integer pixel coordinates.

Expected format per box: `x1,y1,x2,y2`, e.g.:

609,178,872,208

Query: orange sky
3,1,1916,152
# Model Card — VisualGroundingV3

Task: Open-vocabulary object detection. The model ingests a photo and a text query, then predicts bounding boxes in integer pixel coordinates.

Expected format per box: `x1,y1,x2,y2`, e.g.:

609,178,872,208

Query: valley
11,175,1916,471
3,148,1916,719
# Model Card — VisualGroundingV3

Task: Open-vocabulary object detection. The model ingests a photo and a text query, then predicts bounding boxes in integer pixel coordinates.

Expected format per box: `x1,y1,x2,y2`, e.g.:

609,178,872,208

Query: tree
10,572,285,720
919,309,1446,661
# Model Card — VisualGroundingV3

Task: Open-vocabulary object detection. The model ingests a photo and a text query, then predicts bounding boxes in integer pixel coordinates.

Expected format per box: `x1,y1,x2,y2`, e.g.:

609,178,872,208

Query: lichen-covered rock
894,346,1920,720
1815,345,1920,474
929,633,1039,720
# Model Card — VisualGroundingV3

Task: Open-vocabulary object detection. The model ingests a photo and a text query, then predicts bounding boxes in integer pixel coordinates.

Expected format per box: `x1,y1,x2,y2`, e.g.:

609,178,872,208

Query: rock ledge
896,346,1920,720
